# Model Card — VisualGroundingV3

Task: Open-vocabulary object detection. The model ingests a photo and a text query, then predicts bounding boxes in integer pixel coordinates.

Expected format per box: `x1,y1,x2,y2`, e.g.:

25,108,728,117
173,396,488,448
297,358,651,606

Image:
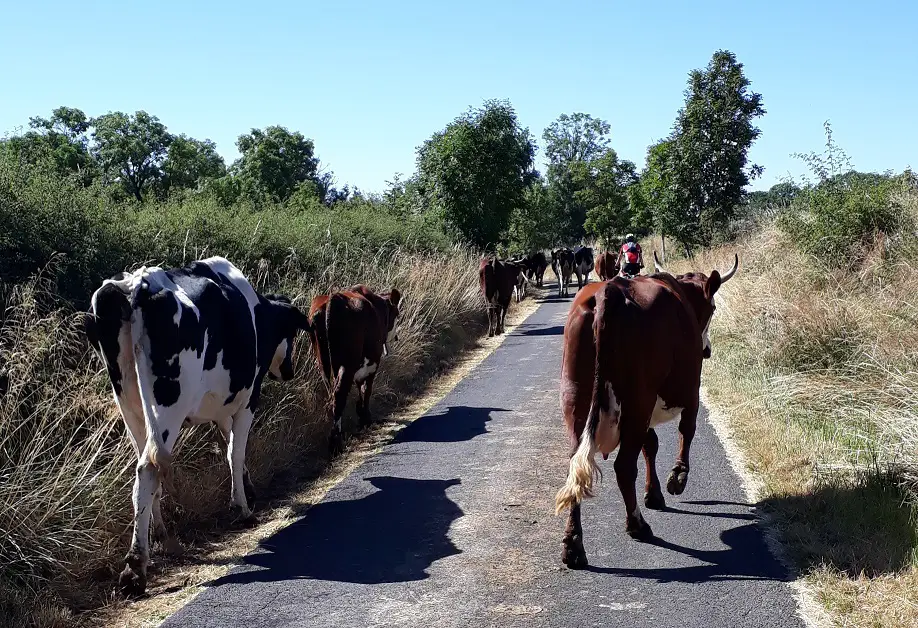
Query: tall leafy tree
233,126,320,203
579,149,639,247
161,135,226,195
5,106,96,184
664,50,766,247
506,178,562,254
92,111,173,202
542,113,612,241
417,99,536,249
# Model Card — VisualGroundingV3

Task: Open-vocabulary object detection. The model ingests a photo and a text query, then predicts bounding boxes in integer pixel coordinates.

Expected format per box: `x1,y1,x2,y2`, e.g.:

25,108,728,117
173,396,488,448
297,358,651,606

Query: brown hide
593,251,619,280
308,285,401,452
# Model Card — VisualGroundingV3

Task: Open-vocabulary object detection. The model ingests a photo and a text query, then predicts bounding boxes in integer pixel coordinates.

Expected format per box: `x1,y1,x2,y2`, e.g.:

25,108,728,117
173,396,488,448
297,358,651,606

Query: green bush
0,146,453,308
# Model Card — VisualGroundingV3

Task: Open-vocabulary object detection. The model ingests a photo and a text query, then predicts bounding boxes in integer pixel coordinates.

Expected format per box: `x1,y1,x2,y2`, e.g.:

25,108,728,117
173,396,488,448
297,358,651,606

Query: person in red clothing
616,233,643,277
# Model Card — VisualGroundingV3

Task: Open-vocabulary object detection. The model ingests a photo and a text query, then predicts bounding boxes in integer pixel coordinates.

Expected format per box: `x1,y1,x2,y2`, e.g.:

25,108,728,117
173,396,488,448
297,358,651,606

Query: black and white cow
84,256,310,596
573,246,594,290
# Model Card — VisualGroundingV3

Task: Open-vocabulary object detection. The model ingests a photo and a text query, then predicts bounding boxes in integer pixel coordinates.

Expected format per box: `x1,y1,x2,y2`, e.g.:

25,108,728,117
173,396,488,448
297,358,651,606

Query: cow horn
720,254,739,283
653,251,668,273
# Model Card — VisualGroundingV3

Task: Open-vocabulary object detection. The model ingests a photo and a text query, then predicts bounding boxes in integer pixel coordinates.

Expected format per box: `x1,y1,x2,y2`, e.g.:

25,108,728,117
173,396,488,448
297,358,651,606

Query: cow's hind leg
329,368,354,454
216,420,256,510
562,503,588,569
228,407,256,523
614,428,653,541
642,428,665,510
152,482,182,555
356,373,376,425
667,400,698,496
119,454,160,596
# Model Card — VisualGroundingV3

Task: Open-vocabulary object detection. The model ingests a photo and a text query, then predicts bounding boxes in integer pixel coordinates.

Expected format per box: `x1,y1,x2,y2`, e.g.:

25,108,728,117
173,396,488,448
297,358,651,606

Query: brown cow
554,252,738,569
308,284,401,453
479,257,524,336
593,251,619,280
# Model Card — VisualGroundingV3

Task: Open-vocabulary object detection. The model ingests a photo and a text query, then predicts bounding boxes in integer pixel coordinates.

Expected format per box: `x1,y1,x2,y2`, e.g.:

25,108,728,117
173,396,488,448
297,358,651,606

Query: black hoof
644,488,666,510
561,540,589,569
328,430,344,456
626,518,654,542
666,466,689,496
118,555,146,597
244,480,257,511
229,504,257,527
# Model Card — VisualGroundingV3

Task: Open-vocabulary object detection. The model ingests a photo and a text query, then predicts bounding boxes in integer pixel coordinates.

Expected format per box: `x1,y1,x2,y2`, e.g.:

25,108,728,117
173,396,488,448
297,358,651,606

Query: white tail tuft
555,404,603,514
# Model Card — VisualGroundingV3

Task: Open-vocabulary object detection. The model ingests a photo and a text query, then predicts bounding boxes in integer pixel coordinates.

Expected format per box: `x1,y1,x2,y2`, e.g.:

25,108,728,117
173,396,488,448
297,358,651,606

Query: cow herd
84,244,737,596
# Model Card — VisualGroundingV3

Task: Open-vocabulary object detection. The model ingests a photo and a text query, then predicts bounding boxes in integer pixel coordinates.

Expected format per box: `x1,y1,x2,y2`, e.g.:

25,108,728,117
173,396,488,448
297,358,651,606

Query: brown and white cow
308,284,401,454
479,257,525,336
593,250,619,281
551,248,576,297
554,252,738,568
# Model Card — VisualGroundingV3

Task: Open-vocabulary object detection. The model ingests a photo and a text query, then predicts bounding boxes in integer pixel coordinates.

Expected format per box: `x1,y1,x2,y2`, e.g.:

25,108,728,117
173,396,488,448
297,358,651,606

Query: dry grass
672,201,918,627
0,244,507,627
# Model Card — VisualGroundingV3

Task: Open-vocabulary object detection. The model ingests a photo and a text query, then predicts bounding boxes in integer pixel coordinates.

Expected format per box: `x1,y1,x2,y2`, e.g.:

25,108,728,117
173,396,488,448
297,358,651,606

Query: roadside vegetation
685,130,918,627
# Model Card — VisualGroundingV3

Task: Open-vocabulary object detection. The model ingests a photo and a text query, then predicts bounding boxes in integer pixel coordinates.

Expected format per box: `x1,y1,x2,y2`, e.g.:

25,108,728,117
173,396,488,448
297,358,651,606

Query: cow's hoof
561,547,589,570
626,517,654,542
666,466,689,496
118,555,146,597
644,487,666,510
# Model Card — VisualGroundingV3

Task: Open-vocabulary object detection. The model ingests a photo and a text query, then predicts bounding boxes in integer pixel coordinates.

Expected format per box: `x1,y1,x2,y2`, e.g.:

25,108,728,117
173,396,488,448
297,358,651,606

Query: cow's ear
388,288,401,307
704,271,722,300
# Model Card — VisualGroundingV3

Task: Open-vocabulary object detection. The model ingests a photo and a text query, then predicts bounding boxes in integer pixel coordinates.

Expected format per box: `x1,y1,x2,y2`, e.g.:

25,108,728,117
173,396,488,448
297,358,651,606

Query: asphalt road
164,289,804,628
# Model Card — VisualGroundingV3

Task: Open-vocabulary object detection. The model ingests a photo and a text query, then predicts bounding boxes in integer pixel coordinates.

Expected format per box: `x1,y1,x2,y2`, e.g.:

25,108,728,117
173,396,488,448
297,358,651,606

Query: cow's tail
555,283,625,515
130,282,173,481
325,292,349,396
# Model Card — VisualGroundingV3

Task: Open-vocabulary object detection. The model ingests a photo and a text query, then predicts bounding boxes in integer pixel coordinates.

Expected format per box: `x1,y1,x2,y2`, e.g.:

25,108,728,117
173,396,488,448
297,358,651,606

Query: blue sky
2,0,915,193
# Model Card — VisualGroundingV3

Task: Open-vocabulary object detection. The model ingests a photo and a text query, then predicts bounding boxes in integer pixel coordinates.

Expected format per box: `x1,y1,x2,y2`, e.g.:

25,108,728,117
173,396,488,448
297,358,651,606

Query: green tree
506,178,562,254
233,126,320,203
92,110,173,201
542,113,611,241
663,50,766,247
4,107,96,184
580,149,639,247
161,134,226,195
416,99,536,249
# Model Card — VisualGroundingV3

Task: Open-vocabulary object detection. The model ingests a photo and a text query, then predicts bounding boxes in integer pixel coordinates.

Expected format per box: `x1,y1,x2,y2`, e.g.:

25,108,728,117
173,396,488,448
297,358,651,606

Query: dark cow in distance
554,252,738,569
479,257,525,336
594,250,619,280
573,246,594,289
551,248,576,297
84,257,310,595
308,284,402,453
524,251,548,287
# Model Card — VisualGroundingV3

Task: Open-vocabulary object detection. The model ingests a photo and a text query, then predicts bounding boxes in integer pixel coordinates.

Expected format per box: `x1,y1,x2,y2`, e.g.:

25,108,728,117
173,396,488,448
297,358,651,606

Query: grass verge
674,225,918,628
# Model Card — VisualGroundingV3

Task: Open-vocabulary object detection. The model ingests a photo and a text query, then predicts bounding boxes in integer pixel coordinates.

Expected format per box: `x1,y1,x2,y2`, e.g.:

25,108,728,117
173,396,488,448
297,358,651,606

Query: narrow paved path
165,292,803,628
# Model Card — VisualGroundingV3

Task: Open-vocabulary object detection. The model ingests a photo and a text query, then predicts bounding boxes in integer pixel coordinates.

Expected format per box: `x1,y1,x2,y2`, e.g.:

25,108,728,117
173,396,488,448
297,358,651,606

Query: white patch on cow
595,382,622,457
355,358,378,383
269,338,288,379
649,396,683,427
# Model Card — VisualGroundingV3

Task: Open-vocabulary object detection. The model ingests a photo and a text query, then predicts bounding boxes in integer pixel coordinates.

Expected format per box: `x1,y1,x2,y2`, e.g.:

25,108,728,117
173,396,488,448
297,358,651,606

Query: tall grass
689,183,918,626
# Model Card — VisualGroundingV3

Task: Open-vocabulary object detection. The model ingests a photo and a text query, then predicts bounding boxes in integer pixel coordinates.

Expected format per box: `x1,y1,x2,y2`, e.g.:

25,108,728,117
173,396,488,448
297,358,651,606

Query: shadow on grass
759,471,918,577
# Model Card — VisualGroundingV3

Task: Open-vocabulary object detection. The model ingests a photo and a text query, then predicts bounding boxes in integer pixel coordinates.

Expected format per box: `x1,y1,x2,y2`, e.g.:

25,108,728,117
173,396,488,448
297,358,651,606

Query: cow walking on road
308,285,402,454
85,257,310,595
551,249,576,297
594,251,619,281
573,246,594,289
554,252,738,569
479,257,525,336
524,252,548,287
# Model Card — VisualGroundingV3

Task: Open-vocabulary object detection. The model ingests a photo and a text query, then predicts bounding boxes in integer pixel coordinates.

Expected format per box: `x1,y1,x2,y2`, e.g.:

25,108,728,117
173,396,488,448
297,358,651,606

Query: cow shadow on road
513,324,564,337
208,476,463,586
586,522,789,583
392,406,507,443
